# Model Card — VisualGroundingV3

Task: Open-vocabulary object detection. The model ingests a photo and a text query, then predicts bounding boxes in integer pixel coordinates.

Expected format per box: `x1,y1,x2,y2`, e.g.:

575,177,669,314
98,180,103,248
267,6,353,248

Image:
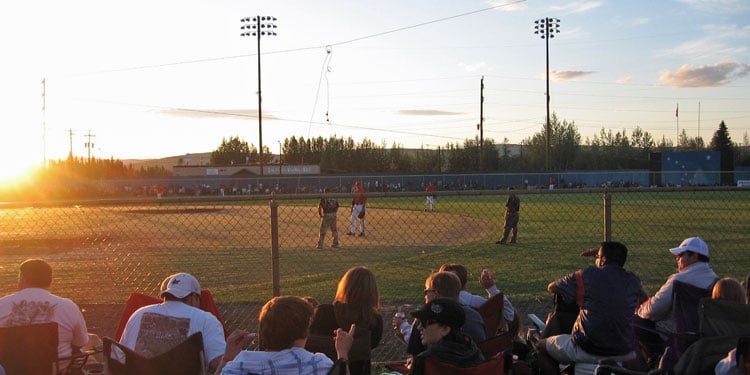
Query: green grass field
1,188,749,364
1,189,749,308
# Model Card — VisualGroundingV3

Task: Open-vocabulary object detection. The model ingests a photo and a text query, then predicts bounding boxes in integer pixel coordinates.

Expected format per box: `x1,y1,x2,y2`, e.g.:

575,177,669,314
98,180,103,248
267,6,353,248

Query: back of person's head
426,271,462,300
301,296,319,308
259,296,313,351
159,273,201,302
601,241,628,267
438,263,468,288
19,259,53,289
334,266,380,310
712,277,745,303
323,187,330,193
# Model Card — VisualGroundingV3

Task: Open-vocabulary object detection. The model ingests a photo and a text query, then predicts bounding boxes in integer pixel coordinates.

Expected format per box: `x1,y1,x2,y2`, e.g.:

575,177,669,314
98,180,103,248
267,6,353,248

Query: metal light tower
241,16,277,176
534,17,560,170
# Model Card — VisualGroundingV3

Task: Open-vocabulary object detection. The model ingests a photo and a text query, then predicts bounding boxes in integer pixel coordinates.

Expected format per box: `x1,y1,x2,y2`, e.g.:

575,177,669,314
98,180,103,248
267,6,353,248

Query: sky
1,0,749,180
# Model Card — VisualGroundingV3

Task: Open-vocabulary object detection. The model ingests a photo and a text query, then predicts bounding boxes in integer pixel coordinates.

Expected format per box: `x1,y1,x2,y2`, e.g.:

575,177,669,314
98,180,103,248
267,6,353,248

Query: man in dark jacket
406,272,486,358
536,241,647,373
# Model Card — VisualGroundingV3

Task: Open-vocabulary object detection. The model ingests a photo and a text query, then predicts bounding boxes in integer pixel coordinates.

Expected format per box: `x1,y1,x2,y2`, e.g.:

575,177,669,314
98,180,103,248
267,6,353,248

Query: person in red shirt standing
424,181,436,212
348,181,367,237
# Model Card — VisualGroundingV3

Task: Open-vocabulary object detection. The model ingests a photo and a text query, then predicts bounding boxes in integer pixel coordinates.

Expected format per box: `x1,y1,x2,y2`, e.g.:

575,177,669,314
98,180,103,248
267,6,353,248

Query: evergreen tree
210,136,251,165
710,121,734,185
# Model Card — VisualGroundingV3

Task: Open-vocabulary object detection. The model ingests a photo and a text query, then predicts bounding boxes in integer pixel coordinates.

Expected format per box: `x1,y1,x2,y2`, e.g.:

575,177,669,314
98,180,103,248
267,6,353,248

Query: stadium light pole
241,16,277,176
534,17,560,171
277,140,282,175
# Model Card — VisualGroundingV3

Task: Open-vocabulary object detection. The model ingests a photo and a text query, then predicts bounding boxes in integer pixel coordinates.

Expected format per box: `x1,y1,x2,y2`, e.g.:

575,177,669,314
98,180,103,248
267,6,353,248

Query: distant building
173,164,320,177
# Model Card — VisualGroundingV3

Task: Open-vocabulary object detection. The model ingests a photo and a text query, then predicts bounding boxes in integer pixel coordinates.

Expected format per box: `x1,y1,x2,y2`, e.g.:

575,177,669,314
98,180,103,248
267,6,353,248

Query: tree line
209,113,747,173
13,113,750,185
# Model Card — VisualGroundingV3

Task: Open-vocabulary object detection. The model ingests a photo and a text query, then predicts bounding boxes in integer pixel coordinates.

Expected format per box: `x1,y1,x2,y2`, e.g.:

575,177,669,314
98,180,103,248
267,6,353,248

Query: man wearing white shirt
0,259,91,363
119,273,226,373
634,237,719,366
439,263,515,323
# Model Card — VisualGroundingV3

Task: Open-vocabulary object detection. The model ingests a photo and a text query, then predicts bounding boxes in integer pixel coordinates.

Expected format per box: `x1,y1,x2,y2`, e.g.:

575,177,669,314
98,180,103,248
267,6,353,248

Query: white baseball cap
669,237,709,257
160,273,201,299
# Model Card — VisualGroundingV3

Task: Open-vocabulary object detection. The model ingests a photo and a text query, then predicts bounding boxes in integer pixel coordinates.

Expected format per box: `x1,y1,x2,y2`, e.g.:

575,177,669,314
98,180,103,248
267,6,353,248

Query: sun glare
0,161,36,189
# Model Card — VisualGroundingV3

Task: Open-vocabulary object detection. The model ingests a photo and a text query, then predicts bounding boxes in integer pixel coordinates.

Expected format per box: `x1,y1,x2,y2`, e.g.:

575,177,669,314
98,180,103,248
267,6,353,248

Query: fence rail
1,186,749,363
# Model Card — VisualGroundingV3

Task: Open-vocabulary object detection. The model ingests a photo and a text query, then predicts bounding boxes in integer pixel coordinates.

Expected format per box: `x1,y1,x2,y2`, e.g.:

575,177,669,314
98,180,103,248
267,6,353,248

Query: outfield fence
1,186,749,363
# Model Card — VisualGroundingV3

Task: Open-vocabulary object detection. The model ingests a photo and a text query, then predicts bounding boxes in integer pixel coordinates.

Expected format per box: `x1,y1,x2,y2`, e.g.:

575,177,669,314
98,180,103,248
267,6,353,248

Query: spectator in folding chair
0,259,94,364
438,264,516,325
713,277,745,303
309,266,383,375
536,241,647,374
404,271,486,368
714,275,750,375
409,298,485,375
634,237,718,366
119,272,226,373
216,296,355,375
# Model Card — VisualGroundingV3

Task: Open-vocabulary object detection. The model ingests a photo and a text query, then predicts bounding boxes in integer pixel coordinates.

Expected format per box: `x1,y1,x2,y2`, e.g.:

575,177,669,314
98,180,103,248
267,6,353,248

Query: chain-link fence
1,186,749,363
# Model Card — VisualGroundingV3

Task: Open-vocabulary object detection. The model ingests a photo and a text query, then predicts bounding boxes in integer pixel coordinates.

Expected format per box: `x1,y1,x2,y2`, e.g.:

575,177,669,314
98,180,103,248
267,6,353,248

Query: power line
75,1,526,76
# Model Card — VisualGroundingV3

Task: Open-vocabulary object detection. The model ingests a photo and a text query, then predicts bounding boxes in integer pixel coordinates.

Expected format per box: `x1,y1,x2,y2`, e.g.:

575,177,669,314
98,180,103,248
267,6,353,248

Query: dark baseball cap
411,297,465,330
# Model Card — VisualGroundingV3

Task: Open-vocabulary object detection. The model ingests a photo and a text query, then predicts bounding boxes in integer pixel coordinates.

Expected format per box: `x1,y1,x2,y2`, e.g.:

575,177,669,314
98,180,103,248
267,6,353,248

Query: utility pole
479,76,484,171
67,128,75,159
84,130,96,163
42,78,47,168
534,17,561,170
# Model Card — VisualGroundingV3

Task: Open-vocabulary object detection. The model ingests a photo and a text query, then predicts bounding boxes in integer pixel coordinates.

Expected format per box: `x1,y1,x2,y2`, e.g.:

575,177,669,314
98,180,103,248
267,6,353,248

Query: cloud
549,1,603,14
398,109,465,116
658,61,750,87
675,0,750,14
551,70,594,80
616,76,633,84
160,108,280,120
663,35,748,61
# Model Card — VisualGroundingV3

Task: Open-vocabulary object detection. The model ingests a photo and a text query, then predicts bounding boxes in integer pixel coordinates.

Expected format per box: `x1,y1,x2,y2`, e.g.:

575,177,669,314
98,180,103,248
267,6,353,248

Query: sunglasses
421,319,440,327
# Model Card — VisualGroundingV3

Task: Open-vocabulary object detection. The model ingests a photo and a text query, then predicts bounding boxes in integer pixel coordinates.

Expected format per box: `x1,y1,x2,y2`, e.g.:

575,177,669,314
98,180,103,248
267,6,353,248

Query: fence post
603,190,611,241
270,196,280,296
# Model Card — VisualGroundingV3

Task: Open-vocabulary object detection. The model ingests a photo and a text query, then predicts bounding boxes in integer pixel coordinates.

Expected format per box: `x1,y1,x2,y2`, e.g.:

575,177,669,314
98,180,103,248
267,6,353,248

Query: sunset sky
1,0,749,180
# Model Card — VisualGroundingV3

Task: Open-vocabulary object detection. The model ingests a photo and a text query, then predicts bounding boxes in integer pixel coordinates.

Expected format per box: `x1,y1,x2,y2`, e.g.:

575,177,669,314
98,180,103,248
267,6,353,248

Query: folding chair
472,293,506,338
103,332,205,375
656,280,713,372
0,322,102,375
669,299,750,374
304,327,373,373
0,322,58,375
477,331,514,359
737,336,750,375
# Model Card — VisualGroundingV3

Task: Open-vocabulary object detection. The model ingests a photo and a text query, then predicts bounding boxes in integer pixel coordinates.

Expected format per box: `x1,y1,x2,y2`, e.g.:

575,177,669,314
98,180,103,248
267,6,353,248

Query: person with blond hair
309,266,383,375
712,277,745,303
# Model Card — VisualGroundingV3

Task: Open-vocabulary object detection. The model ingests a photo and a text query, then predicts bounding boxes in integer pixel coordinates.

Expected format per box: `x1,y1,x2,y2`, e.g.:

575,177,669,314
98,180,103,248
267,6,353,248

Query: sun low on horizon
0,156,40,190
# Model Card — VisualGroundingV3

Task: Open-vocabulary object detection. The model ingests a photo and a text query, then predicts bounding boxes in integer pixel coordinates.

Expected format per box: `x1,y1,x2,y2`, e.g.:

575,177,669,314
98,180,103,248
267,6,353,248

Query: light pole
534,17,560,171
277,141,282,175
241,16,277,176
